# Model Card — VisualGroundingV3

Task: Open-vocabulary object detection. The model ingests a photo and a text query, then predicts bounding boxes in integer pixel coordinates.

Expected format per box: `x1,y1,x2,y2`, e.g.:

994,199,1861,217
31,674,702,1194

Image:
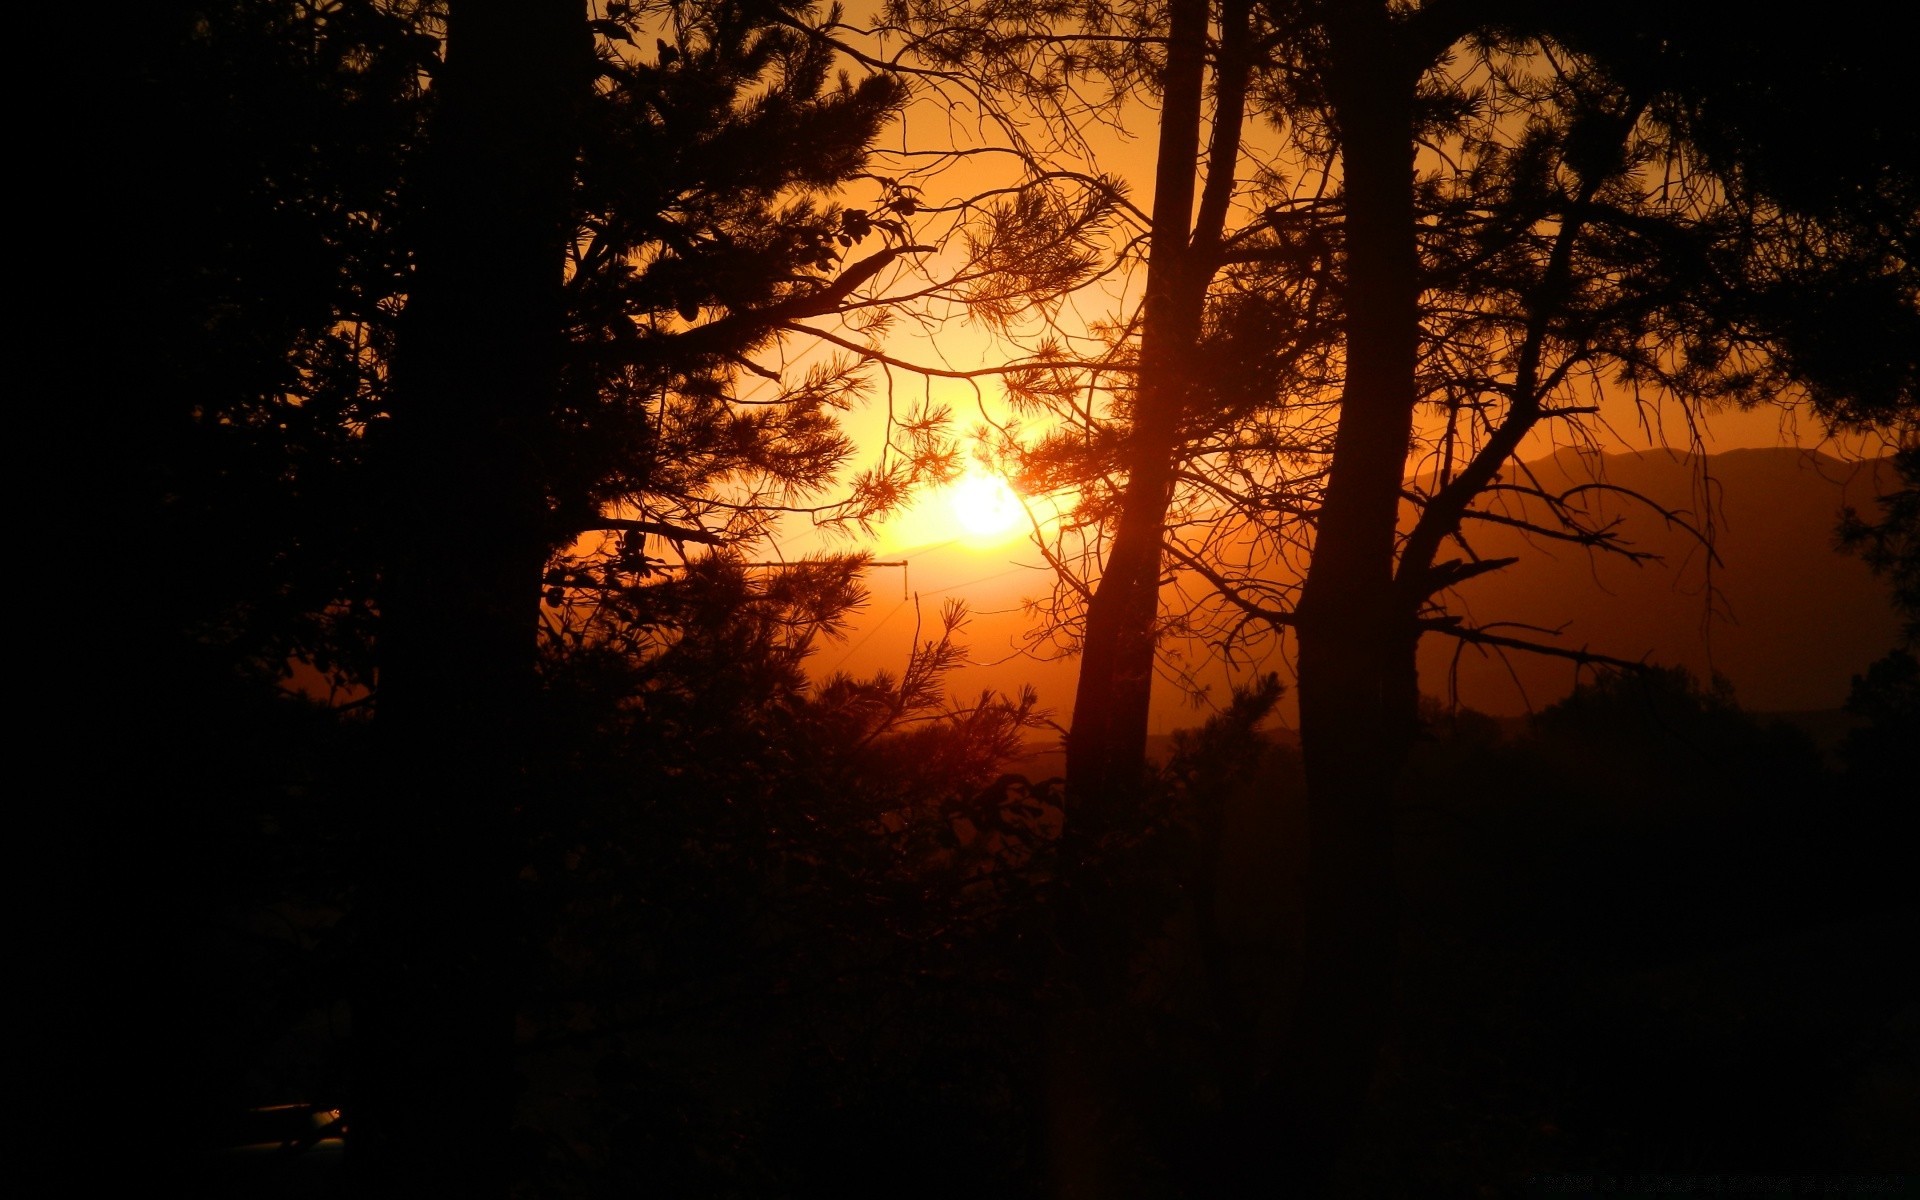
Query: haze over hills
1411,446,1899,717
817,446,1900,734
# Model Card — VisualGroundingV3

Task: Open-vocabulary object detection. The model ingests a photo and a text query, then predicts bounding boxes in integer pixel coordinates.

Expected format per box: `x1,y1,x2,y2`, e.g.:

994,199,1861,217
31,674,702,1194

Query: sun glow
948,467,1024,541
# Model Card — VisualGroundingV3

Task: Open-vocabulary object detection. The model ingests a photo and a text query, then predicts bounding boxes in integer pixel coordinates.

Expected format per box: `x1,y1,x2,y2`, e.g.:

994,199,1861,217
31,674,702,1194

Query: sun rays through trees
117,0,1914,1194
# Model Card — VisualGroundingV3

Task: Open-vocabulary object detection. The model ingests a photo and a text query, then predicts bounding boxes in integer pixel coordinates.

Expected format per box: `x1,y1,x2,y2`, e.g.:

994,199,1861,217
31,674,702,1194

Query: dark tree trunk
349,2,585,1192
1062,0,1210,815
1047,3,1214,1193
1267,1,1423,1187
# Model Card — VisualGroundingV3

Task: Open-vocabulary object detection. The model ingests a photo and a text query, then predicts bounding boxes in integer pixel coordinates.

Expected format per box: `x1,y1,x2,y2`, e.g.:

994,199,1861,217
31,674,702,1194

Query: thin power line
826,595,914,672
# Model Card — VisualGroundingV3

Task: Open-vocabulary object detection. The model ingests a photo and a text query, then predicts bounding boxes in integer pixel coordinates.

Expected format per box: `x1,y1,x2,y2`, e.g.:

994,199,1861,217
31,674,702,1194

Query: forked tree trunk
350,2,585,1193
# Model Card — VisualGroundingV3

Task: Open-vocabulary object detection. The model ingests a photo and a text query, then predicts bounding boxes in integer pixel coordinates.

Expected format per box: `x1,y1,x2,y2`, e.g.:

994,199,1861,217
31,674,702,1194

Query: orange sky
774,393,1897,741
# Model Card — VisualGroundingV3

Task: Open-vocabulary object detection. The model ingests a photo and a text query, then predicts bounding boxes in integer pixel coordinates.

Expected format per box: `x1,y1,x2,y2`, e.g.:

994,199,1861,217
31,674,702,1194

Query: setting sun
948,468,1024,540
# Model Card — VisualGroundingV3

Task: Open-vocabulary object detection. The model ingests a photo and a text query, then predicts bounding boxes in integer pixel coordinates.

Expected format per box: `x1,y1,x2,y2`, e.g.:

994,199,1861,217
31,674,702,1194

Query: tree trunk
1047,3,1212,1193
1267,1,1423,1187
1062,0,1210,815
350,2,585,1192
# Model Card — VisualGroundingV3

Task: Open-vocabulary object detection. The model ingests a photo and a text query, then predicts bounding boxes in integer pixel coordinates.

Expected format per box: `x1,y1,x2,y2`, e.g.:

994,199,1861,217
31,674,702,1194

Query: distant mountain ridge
1410,445,1898,716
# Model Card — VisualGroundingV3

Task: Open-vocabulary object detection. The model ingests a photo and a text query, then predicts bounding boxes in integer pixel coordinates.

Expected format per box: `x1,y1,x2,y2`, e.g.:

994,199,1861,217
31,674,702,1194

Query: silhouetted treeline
181,647,1914,1196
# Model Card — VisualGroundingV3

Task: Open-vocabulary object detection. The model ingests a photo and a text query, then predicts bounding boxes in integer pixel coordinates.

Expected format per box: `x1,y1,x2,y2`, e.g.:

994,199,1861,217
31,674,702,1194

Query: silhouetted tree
125,0,426,706
123,0,1100,1188
880,0,1343,810
348,0,589,1189
1261,3,1916,1182
358,0,985,1184
107,2,431,1185
882,0,1917,1185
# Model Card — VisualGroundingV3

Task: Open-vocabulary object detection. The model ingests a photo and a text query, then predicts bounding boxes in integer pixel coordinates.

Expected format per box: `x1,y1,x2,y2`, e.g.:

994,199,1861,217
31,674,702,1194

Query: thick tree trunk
1048,3,1212,1194
350,2,584,1193
1267,2,1423,1187
1062,0,1210,815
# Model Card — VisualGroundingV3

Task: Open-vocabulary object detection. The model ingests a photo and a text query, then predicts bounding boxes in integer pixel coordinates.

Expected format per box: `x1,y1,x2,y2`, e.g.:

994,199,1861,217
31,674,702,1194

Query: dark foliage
1030,669,1917,1196
1367,670,1916,1193
118,0,945,1185
1841,445,1920,647
508,573,1056,1196
132,0,427,699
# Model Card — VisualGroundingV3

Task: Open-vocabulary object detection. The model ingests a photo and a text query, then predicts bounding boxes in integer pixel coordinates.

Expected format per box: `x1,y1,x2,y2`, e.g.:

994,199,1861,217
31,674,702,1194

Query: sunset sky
679,4,1903,743
140,5,1913,1191
492,4,1911,747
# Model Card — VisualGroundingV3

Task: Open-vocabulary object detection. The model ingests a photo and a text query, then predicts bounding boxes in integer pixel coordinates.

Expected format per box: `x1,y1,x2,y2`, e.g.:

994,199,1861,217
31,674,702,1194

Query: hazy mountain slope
1416,447,1898,715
